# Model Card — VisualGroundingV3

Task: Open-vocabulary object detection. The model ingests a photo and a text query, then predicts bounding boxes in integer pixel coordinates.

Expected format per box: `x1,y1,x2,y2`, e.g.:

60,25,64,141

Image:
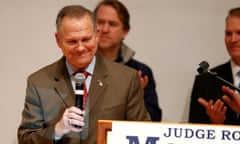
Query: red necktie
82,71,89,109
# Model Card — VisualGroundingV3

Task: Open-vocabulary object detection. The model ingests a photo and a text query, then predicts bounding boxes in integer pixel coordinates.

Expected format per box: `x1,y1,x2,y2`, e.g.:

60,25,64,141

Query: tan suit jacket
18,54,150,144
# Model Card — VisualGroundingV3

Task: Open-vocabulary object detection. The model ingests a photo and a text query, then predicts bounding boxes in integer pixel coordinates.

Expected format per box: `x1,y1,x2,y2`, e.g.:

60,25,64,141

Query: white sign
110,121,240,144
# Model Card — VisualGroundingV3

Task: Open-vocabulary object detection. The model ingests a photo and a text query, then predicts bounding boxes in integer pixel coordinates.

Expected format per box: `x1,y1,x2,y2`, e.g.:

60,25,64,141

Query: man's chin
98,43,112,49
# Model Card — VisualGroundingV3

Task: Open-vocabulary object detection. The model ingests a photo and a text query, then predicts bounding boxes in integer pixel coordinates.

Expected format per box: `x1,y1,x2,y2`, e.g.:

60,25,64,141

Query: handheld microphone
74,73,86,110
74,73,86,128
197,61,240,93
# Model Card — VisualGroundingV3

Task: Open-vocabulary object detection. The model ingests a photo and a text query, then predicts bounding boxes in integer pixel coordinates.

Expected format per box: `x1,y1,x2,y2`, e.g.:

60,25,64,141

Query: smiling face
225,16,240,65
55,15,98,69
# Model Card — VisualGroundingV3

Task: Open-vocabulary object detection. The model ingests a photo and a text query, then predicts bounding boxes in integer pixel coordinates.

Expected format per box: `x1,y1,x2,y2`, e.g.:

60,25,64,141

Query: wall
1,0,239,143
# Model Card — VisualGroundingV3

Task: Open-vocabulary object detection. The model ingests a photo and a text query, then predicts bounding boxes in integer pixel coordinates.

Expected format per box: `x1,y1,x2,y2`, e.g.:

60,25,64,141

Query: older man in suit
18,5,150,144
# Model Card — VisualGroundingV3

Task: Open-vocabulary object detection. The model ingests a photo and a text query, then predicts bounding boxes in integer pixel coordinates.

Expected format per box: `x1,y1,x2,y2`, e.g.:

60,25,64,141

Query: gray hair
56,5,96,32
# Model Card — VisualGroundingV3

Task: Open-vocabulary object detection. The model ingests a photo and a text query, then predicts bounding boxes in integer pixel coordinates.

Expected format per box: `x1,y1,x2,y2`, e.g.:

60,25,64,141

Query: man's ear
96,27,100,38
96,26,100,34
55,32,61,48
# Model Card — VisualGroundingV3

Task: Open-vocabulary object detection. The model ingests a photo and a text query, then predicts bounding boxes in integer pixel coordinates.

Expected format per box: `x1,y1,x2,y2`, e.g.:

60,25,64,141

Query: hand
198,97,226,124
222,85,240,113
138,70,149,89
54,106,85,138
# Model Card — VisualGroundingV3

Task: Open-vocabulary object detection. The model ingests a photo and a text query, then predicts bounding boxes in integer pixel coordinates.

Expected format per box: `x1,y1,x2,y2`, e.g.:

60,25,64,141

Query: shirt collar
66,56,96,76
230,59,240,77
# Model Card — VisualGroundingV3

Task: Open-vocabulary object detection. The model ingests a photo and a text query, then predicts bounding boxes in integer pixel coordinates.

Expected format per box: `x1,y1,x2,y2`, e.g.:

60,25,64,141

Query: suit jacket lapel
52,55,110,110
53,57,75,108
216,61,233,83
88,54,109,112
224,61,233,83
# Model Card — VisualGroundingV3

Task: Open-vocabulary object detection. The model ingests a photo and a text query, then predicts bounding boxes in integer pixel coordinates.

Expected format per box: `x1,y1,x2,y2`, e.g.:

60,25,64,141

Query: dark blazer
188,61,240,124
18,54,150,144
126,59,162,121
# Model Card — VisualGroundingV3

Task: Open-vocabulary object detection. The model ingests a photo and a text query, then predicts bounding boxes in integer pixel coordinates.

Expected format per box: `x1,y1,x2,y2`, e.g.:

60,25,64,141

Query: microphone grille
74,73,86,84
197,61,209,74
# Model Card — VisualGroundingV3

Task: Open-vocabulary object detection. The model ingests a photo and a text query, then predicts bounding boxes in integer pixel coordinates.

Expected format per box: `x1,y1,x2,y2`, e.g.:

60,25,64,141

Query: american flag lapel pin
97,80,103,87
